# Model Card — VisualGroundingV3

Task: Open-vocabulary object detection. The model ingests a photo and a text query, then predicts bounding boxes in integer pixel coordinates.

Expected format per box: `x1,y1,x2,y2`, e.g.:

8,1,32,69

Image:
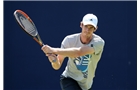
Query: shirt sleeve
61,36,70,49
93,39,105,55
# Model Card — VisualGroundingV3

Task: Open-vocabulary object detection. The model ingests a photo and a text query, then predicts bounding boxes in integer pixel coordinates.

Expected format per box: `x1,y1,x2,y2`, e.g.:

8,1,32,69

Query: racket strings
14,10,44,46
19,16,37,36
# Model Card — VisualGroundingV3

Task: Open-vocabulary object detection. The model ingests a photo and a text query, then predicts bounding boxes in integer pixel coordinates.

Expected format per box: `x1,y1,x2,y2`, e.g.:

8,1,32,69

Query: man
41,13,105,90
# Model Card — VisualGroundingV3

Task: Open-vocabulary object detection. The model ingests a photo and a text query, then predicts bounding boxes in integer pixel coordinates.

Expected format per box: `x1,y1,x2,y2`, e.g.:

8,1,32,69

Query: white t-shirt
61,33,105,90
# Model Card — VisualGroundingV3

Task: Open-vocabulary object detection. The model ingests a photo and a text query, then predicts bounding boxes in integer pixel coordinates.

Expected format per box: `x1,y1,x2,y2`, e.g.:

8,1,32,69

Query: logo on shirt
74,54,92,78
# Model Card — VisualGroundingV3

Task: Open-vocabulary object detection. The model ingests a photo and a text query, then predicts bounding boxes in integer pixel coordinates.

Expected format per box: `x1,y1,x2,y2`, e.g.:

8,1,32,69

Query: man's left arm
42,45,94,58
41,39,105,58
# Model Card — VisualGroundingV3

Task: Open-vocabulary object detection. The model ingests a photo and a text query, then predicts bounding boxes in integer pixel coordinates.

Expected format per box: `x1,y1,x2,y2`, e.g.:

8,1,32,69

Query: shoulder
64,33,80,40
92,34,105,45
61,33,80,48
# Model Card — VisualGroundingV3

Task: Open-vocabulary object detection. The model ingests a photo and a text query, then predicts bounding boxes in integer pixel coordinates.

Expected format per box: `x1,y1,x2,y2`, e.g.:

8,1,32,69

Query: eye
89,26,94,30
85,25,88,28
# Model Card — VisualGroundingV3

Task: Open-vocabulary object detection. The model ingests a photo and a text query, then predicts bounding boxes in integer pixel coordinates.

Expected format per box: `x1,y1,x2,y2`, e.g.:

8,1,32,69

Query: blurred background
4,1,137,90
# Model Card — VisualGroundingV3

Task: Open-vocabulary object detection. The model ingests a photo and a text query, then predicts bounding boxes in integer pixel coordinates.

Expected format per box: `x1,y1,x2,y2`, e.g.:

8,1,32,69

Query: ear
94,26,98,32
80,22,83,28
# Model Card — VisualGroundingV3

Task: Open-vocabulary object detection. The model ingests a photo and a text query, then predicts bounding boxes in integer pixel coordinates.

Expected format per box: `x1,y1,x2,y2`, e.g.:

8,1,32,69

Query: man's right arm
48,54,66,70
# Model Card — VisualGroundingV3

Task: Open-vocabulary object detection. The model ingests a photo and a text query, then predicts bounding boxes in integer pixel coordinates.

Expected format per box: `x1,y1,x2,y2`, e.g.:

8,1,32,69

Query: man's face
80,23,96,37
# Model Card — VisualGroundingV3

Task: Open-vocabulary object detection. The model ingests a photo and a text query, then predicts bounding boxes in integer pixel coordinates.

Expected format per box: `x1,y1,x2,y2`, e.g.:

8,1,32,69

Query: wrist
51,59,59,65
51,48,57,54
51,59,57,63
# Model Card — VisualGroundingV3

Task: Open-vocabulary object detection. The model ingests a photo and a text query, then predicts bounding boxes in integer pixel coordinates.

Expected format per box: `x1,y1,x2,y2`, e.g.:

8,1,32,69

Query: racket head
14,10,44,46
14,10,38,37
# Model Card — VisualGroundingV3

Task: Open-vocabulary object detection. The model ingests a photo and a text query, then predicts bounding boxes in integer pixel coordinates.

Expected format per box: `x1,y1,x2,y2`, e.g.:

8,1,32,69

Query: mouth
84,32,90,35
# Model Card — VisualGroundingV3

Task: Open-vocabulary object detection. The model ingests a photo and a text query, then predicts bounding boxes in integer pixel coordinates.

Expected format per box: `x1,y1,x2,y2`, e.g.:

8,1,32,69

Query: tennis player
42,13,105,90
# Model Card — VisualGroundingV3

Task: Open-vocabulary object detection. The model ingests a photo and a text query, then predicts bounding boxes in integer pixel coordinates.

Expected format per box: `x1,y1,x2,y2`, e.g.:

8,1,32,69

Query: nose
85,27,90,31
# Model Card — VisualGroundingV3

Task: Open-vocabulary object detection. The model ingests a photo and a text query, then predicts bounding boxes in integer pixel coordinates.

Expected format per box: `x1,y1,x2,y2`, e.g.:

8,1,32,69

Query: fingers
48,54,57,63
47,53,56,57
41,45,57,62
41,45,48,51
41,45,46,53
46,53,56,57
41,45,53,54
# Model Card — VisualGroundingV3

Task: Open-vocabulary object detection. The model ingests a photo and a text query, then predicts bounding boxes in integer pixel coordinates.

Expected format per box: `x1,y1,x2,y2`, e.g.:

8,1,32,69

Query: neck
80,34,93,44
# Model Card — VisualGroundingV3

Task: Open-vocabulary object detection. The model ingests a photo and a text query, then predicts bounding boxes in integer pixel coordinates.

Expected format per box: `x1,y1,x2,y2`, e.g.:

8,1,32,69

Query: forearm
52,47,81,58
51,60,61,70
42,45,94,58
52,46,94,58
47,54,61,70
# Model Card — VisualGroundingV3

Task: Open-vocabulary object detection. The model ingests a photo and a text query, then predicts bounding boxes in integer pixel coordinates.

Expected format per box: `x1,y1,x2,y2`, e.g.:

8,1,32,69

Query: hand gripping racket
14,10,44,46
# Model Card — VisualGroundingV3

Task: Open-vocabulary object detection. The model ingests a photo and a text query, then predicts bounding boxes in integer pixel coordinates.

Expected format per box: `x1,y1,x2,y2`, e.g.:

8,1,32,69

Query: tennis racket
14,10,44,46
